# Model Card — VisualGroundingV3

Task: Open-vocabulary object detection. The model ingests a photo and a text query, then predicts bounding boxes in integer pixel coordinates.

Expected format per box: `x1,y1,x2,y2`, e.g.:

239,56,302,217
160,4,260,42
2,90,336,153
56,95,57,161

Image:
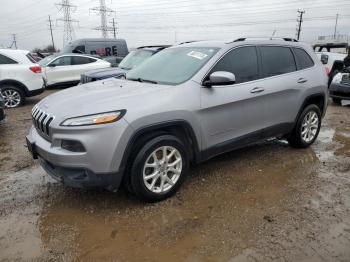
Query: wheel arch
296,93,326,121
119,120,201,177
0,79,29,96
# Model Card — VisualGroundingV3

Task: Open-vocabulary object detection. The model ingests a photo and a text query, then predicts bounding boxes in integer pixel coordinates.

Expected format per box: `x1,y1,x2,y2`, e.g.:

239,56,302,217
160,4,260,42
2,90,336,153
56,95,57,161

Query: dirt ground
0,90,350,262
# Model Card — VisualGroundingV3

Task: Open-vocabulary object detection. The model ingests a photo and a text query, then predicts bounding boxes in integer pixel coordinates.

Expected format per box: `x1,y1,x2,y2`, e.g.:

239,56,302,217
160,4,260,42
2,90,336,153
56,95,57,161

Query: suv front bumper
26,119,133,190
38,157,122,190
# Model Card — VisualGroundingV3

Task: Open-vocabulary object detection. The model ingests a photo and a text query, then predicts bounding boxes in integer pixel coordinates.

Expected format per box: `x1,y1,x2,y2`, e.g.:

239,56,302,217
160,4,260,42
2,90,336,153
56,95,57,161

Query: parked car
62,38,128,66
0,95,5,121
80,46,170,84
0,49,44,108
38,54,111,88
329,70,350,104
26,38,328,202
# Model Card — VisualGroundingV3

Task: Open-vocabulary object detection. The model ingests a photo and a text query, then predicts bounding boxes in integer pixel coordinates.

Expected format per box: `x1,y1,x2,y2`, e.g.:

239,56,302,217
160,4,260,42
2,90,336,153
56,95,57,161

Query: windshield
126,47,219,85
119,50,153,70
38,55,56,66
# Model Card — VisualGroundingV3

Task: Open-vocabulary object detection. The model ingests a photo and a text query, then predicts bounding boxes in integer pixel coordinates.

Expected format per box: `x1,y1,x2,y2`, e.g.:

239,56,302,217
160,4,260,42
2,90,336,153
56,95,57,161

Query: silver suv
26,38,328,202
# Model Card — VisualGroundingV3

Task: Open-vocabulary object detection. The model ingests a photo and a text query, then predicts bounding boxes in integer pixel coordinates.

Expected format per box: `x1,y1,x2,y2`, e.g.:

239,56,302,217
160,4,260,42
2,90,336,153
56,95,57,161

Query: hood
37,78,172,121
83,67,127,79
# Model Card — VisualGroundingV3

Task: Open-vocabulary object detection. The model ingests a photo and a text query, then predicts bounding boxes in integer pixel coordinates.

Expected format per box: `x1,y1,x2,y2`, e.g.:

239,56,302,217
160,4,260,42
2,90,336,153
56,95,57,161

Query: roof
0,49,33,64
66,38,126,44
174,38,311,50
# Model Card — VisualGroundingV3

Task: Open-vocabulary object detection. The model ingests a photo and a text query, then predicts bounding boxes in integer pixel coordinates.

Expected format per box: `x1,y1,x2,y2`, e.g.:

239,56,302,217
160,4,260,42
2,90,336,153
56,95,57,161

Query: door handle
297,78,308,83
250,87,265,94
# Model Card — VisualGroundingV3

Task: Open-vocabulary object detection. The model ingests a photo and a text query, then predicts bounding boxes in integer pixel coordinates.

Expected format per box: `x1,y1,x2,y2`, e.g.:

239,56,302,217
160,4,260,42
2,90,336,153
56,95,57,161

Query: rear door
255,45,307,134
200,46,269,150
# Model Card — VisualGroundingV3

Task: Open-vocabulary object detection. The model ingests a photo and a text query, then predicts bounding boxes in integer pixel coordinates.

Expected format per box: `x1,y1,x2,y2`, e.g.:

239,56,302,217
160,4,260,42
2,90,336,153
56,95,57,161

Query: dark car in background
0,95,5,121
80,45,170,84
329,70,350,104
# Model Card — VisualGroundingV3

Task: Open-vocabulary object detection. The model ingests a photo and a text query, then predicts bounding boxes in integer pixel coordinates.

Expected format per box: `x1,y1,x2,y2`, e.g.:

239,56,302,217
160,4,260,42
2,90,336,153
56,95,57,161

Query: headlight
60,110,125,127
331,73,343,84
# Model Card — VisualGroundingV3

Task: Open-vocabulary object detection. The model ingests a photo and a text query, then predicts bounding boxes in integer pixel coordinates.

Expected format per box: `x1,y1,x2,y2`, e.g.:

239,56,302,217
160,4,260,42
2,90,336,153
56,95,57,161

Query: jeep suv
26,38,328,202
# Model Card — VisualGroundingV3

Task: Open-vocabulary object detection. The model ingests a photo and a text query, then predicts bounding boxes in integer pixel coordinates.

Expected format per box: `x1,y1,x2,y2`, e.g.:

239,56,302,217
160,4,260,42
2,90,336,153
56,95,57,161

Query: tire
129,134,189,202
288,104,322,148
332,98,341,105
0,85,25,108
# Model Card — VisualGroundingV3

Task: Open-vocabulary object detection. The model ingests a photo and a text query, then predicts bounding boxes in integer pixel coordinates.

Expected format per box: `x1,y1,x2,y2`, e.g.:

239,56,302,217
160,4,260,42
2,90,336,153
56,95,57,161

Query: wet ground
0,91,349,261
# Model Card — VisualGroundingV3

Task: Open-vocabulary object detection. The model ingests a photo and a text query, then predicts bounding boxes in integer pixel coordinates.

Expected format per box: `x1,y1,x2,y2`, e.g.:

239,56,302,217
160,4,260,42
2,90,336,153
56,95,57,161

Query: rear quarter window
293,48,314,70
260,46,296,77
0,54,18,64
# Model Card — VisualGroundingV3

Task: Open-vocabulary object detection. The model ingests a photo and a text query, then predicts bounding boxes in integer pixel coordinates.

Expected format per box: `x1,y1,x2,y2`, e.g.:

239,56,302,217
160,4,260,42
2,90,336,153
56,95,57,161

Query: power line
56,0,78,46
110,18,117,38
90,0,115,38
296,9,305,40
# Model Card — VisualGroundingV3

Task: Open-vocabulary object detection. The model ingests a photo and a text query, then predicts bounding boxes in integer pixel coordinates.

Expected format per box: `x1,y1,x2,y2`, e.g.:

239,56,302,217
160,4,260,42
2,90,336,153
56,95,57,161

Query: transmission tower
9,34,17,49
90,0,115,38
56,0,78,46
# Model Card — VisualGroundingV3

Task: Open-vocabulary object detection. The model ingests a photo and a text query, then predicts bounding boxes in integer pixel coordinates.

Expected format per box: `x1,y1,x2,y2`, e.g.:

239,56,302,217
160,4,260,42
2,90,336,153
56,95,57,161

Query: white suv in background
0,49,44,108
38,54,111,88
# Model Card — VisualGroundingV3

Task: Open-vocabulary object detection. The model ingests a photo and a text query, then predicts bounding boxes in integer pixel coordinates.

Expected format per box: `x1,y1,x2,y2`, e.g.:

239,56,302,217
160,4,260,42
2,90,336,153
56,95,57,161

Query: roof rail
137,45,171,50
178,40,202,45
231,37,298,43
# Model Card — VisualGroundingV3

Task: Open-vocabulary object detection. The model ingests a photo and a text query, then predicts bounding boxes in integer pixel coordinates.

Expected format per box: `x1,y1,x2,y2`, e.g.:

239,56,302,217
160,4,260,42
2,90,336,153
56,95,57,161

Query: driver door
200,46,268,151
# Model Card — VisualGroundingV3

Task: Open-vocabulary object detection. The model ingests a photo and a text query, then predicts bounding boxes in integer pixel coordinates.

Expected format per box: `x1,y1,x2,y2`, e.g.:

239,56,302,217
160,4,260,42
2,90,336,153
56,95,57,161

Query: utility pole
56,0,78,46
48,15,56,51
111,18,116,38
91,0,115,38
9,34,17,49
334,13,339,39
296,10,305,41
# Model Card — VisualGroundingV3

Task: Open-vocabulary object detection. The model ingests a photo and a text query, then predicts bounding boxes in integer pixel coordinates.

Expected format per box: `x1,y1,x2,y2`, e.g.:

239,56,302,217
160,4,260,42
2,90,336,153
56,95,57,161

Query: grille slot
32,106,54,139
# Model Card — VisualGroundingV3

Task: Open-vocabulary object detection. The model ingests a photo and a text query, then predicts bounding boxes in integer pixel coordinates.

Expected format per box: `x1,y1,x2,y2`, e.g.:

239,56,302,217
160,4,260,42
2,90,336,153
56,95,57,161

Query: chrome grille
340,75,350,86
32,106,54,140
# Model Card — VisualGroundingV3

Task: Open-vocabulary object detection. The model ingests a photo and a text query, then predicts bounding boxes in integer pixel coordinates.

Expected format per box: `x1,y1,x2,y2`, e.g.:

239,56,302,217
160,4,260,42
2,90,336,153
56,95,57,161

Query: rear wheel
1,85,25,108
288,104,321,148
129,135,189,202
332,98,341,105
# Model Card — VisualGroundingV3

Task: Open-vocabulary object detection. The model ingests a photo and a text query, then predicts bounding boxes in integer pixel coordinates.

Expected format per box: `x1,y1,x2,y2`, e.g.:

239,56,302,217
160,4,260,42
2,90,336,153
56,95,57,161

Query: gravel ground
0,90,349,261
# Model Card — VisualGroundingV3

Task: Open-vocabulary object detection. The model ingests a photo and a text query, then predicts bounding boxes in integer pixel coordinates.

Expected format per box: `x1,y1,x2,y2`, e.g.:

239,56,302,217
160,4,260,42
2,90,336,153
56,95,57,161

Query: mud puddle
0,103,350,261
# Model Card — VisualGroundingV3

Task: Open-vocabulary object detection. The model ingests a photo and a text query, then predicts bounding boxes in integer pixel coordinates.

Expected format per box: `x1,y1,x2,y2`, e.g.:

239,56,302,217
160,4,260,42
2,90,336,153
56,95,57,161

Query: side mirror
203,71,236,87
320,54,329,65
47,63,56,68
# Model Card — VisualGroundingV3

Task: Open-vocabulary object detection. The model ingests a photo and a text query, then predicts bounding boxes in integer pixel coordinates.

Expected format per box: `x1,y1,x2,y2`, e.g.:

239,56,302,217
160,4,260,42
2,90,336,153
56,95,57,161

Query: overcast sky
0,0,349,50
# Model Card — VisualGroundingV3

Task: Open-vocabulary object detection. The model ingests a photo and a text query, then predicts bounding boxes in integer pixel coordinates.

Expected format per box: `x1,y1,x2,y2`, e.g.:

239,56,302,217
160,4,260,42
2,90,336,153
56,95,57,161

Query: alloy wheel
143,146,182,194
301,111,319,143
2,89,21,108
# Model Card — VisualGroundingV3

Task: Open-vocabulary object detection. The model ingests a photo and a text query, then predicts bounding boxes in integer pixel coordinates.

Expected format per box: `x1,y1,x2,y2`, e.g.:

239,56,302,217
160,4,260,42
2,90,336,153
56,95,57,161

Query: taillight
30,66,41,73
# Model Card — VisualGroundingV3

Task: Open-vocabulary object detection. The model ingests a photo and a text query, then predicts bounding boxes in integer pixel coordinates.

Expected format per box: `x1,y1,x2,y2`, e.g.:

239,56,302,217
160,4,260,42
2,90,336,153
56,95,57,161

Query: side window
293,48,314,70
0,54,18,64
210,46,259,83
260,46,296,77
73,45,86,54
50,56,71,66
72,56,96,65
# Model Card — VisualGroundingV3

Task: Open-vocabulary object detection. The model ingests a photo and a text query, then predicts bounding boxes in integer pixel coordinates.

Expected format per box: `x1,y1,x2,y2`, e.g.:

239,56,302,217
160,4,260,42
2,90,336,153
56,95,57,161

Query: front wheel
288,104,322,148
1,85,25,108
129,135,189,202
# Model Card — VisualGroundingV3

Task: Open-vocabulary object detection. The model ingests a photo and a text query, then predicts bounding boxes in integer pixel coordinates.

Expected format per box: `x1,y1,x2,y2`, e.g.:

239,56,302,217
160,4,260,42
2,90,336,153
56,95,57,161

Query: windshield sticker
187,51,208,60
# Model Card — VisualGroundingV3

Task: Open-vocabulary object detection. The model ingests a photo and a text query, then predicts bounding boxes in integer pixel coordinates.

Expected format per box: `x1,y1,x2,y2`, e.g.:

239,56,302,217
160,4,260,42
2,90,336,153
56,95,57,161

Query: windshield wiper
128,77,158,84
